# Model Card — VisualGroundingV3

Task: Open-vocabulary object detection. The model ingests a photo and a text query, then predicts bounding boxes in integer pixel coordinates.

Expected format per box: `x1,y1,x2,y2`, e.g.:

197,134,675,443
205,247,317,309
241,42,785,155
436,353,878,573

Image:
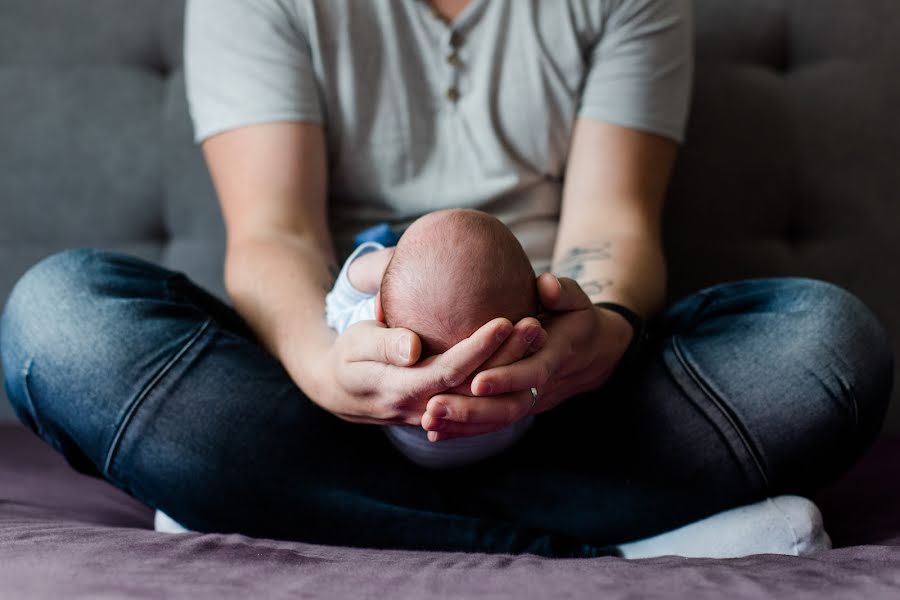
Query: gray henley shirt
185,0,693,272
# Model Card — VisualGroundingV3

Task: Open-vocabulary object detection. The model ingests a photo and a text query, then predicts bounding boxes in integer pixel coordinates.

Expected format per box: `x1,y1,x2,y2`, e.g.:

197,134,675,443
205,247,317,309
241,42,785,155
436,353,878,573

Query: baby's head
378,209,538,357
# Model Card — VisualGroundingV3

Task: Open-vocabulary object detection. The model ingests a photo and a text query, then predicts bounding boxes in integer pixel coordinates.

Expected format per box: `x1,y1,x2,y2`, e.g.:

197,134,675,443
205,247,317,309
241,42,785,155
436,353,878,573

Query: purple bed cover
1,424,899,599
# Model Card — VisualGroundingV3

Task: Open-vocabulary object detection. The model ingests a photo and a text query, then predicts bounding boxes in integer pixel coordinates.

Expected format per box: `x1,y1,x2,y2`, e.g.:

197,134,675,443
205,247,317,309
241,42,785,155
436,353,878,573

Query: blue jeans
0,249,893,557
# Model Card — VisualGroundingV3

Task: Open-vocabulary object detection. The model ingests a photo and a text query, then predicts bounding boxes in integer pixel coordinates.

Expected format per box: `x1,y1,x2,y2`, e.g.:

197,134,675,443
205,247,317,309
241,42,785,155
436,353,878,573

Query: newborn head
379,209,538,357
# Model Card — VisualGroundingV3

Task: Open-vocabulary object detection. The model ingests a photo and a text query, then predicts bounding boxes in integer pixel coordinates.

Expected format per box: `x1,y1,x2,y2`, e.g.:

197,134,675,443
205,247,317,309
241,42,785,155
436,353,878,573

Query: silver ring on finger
529,387,539,413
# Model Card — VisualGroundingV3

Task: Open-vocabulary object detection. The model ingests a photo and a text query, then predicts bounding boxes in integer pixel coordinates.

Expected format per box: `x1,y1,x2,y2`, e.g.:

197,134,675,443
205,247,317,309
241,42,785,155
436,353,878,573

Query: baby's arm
347,246,395,294
325,242,393,333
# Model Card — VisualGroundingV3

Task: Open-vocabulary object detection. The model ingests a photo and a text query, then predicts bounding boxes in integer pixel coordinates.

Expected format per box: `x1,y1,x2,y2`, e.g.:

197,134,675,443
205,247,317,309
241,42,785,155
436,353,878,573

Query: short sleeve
579,0,693,142
184,0,322,143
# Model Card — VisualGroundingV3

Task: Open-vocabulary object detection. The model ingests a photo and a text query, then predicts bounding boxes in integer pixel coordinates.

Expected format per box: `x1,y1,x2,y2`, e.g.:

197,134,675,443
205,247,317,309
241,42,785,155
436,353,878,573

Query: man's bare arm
552,118,677,318
203,122,338,399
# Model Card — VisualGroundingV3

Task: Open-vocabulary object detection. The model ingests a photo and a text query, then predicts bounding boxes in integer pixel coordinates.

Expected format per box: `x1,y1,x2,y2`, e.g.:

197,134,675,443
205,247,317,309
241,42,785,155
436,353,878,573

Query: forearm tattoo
554,243,613,298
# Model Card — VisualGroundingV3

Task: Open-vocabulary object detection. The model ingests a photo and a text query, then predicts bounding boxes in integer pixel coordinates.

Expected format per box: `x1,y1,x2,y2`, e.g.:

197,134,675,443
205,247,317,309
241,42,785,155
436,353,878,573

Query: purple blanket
2,424,899,599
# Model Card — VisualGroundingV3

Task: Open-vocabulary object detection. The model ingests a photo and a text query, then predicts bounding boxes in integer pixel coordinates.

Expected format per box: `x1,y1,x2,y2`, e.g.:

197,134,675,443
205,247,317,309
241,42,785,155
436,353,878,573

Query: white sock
619,496,831,559
154,509,192,534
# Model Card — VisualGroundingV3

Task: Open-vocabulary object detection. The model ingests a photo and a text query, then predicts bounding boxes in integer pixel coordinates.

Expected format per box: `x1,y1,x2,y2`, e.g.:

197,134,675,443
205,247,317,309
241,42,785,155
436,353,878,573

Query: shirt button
446,87,460,102
447,52,462,67
449,31,464,48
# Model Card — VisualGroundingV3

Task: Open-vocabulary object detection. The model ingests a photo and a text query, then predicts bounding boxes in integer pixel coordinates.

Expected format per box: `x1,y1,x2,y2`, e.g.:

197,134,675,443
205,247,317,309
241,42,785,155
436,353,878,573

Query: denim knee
3,250,90,421
762,278,893,488
0,249,132,471
797,279,894,449
663,277,893,493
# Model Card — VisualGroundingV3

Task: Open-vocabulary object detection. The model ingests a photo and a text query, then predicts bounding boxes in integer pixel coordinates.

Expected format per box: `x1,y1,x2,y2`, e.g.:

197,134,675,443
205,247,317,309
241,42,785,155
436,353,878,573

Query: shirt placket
418,2,472,108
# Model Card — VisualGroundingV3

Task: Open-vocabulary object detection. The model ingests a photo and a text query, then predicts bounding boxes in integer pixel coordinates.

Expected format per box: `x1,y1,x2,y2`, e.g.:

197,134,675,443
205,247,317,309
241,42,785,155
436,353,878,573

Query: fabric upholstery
1,0,899,430
663,0,900,431
0,0,224,296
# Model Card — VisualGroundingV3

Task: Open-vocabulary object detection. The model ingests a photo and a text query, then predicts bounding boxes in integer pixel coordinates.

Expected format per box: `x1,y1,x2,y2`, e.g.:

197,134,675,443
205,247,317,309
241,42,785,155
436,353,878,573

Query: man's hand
314,316,550,427
420,272,633,441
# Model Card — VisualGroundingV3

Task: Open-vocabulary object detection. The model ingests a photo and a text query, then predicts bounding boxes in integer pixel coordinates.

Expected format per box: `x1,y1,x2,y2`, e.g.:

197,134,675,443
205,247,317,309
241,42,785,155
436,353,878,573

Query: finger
424,416,517,438
343,321,422,366
477,317,546,372
423,394,532,441
422,390,531,428
439,319,547,397
537,272,593,312
470,350,560,397
426,424,510,442
396,317,514,393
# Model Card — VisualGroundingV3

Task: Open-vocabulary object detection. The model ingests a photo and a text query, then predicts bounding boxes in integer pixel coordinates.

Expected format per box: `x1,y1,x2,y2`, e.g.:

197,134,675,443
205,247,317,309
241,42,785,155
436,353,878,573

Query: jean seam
670,335,771,490
102,319,212,475
829,351,860,432
806,365,859,435
19,357,47,440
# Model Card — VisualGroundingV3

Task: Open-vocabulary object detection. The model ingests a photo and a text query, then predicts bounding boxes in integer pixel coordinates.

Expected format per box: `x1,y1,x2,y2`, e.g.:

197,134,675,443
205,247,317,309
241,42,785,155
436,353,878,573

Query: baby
325,208,539,469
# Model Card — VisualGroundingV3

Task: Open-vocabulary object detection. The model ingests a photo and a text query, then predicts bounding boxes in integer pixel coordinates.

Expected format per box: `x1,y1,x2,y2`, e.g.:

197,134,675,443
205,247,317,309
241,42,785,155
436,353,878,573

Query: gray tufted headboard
0,0,225,296
1,0,899,432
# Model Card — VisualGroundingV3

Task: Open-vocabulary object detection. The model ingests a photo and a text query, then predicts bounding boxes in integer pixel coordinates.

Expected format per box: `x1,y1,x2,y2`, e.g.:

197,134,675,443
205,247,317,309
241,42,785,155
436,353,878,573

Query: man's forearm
224,233,338,397
552,119,677,319
551,232,666,319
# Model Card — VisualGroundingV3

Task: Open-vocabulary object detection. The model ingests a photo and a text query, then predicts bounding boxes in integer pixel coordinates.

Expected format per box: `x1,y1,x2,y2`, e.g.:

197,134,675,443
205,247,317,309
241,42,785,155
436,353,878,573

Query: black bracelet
593,302,649,368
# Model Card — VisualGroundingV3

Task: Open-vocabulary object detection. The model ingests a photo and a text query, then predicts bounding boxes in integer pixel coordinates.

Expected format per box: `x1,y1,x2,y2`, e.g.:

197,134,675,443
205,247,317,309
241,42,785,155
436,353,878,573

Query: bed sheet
2,424,899,599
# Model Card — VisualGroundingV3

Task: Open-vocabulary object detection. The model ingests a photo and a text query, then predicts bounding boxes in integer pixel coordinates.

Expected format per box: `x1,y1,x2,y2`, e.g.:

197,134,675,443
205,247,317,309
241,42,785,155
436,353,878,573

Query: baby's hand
347,247,395,294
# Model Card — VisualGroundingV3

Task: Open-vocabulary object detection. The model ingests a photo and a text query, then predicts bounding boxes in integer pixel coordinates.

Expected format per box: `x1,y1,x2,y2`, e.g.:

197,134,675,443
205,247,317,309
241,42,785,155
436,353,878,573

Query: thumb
345,321,422,366
537,272,593,312
382,326,423,367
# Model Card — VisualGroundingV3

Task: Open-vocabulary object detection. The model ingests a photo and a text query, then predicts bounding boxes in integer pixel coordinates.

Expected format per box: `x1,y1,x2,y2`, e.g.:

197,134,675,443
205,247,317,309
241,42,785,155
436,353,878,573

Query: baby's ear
375,291,385,323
